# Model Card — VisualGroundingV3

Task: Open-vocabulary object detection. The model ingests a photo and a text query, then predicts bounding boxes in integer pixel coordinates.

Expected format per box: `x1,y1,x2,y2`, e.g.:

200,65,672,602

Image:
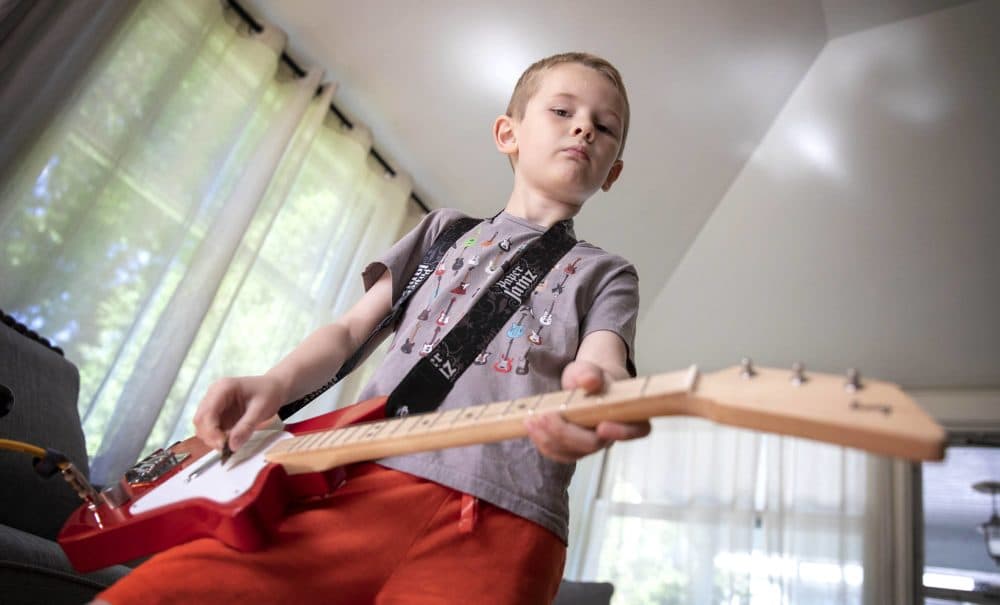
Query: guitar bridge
125,448,190,487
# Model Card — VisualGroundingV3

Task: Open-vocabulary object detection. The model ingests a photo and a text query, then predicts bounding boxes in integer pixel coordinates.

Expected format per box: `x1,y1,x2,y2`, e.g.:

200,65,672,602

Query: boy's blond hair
506,52,630,160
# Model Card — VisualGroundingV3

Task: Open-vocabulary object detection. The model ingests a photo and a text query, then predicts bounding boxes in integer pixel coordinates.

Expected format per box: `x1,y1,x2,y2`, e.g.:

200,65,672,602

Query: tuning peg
790,362,808,386
845,368,863,392
740,358,756,379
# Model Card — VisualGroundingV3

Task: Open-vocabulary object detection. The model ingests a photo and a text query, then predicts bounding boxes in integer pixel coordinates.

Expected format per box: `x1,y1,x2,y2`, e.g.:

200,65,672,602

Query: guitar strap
278,217,480,419
384,219,577,417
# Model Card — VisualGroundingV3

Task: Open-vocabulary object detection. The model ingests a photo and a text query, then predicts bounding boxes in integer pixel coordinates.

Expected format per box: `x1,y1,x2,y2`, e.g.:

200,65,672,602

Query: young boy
94,52,648,605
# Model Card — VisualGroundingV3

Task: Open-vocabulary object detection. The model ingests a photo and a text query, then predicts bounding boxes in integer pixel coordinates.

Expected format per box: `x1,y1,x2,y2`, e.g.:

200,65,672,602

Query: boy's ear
601,160,624,191
493,114,517,155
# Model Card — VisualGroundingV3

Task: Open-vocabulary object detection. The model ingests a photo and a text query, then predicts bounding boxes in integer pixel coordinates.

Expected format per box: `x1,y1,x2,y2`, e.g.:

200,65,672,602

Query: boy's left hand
524,360,651,463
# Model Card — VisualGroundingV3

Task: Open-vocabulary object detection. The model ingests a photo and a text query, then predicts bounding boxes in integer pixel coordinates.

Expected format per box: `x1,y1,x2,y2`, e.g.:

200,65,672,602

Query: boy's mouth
562,146,590,162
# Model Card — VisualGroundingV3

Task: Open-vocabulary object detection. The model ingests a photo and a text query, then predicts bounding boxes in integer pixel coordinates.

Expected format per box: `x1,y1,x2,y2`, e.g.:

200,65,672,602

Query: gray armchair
0,312,131,604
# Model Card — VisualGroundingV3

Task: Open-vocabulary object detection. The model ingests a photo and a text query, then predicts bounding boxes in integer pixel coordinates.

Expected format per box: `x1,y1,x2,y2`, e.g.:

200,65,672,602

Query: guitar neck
265,364,946,475
266,368,698,474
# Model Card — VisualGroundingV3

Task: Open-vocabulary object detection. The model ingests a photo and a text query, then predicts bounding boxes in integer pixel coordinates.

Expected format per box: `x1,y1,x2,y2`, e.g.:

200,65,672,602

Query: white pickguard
129,430,293,515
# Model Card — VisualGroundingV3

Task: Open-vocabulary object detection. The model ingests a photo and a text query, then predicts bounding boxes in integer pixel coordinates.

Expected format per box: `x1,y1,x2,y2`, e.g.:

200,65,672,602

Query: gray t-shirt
358,208,639,542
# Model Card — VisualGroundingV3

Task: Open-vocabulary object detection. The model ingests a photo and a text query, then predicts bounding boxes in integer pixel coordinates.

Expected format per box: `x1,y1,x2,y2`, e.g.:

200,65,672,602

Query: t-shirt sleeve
361,207,469,302
579,260,640,376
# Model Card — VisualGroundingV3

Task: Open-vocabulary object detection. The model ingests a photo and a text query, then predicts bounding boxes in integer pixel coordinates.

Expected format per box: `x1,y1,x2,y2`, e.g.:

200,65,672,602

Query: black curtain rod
226,0,430,215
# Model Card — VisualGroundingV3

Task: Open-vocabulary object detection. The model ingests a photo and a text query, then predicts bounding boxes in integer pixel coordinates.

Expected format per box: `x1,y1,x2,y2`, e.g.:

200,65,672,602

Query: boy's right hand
192,374,289,454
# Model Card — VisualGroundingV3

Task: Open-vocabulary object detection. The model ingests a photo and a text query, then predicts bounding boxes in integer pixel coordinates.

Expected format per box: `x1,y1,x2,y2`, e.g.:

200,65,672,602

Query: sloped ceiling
821,0,976,38
241,0,829,318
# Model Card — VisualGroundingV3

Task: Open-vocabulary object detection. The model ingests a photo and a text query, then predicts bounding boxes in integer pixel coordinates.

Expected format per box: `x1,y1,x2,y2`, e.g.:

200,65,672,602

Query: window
921,433,1000,604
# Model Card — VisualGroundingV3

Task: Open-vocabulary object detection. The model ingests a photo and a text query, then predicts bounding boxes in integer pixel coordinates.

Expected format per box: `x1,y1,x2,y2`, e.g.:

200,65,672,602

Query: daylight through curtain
0,0,413,484
576,418,869,604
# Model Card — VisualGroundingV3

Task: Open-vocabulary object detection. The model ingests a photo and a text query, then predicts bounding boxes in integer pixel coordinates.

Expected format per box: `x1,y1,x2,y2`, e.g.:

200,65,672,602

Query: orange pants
98,463,566,605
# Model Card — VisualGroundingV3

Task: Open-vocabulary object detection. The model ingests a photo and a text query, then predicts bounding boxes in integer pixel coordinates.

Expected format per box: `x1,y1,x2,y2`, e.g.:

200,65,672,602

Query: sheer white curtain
574,417,871,604
0,0,413,484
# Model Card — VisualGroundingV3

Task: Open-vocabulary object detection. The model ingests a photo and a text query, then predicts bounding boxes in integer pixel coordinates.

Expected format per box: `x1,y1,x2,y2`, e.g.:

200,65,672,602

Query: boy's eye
552,108,570,117
597,124,619,138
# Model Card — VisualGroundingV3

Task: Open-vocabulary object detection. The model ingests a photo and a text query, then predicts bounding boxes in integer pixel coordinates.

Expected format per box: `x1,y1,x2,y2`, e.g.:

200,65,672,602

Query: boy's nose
573,125,594,142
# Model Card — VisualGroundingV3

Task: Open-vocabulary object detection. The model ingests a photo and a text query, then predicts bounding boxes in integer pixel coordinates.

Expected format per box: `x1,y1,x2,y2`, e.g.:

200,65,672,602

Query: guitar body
58,398,388,573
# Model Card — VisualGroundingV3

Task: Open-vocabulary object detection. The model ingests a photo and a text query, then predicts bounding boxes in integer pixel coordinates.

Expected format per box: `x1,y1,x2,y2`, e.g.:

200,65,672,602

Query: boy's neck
502,185,582,228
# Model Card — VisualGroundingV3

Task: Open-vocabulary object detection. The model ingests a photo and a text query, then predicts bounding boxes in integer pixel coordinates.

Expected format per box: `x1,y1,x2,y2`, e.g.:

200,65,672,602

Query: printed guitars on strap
384,220,577,417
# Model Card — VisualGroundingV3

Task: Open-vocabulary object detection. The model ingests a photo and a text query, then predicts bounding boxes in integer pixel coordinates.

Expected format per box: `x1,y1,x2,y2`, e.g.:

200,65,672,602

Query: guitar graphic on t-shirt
481,231,498,247
436,298,457,326
530,300,557,344
506,310,531,339
551,258,581,295
420,326,441,356
451,269,473,295
493,340,516,373
485,256,504,275
399,324,420,354
515,350,530,376
498,237,511,252
538,298,556,327
451,235,478,273
417,275,443,320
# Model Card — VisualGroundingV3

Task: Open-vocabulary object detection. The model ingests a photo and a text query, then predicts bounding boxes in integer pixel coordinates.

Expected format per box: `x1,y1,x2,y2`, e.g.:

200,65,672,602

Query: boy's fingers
595,420,652,441
192,395,227,450
228,413,260,452
226,393,276,451
561,361,605,394
525,413,610,462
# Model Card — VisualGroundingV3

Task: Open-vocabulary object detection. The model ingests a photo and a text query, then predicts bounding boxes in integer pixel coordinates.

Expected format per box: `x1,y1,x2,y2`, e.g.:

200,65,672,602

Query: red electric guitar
57,364,946,572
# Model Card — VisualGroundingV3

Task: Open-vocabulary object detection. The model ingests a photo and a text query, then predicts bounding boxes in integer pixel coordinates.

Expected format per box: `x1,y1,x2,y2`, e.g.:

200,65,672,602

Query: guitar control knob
845,368,863,392
791,362,808,386
739,358,756,379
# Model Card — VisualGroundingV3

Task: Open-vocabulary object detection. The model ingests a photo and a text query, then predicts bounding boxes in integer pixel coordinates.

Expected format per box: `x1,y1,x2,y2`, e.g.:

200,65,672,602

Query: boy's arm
524,329,651,463
193,270,394,452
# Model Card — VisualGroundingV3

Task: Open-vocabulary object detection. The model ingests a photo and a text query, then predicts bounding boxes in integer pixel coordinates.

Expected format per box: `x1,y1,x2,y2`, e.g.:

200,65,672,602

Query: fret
412,412,441,433
291,432,327,452
535,390,573,413
384,416,409,437
559,387,589,410
327,426,356,446
359,421,389,441
434,408,464,428
507,394,542,417
451,404,486,427
579,376,649,406
332,424,365,445
313,427,345,449
394,415,425,436
476,399,514,421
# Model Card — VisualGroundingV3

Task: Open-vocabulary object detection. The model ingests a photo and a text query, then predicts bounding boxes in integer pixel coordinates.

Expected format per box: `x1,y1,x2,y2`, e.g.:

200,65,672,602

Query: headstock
690,359,946,461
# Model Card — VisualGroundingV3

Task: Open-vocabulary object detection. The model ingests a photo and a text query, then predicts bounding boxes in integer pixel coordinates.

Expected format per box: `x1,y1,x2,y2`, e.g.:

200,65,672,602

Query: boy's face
497,63,626,205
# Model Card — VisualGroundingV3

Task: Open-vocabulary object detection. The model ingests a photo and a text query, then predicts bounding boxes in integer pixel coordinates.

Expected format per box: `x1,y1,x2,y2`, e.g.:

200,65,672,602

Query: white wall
637,2,1000,406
